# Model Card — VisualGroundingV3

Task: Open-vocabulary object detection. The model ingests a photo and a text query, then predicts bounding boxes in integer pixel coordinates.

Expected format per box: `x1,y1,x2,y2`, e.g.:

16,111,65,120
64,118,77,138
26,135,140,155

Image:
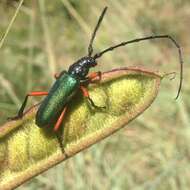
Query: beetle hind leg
53,107,68,155
55,132,68,157
53,107,67,132
8,91,48,120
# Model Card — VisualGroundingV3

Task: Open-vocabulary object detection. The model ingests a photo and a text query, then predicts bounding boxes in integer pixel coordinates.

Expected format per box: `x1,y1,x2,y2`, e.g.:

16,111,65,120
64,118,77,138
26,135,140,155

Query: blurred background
0,0,190,189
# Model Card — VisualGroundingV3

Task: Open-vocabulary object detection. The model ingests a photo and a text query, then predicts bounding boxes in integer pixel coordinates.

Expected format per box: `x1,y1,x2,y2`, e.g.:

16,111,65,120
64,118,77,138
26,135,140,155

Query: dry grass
0,0,190,189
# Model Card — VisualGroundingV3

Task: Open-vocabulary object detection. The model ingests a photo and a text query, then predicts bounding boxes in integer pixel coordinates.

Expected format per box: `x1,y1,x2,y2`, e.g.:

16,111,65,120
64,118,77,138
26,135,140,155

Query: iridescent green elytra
36,72,79,127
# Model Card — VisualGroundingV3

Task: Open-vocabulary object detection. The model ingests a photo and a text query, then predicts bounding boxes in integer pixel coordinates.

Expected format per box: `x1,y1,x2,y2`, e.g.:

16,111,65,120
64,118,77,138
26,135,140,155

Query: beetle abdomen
36,72,79,128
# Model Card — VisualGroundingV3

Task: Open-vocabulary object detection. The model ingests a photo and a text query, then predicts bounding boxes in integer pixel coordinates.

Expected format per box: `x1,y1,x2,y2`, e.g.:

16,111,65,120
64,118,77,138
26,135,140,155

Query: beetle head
68,56,97,80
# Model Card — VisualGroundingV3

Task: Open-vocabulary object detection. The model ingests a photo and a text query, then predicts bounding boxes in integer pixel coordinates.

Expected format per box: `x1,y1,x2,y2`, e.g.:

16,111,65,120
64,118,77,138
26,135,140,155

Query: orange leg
80,86,89,97
88,71,101,83
53,107,67,132
9,91,48,120
54,73,59,79
54,71,67,80
28,92,48,96
80,86,105,109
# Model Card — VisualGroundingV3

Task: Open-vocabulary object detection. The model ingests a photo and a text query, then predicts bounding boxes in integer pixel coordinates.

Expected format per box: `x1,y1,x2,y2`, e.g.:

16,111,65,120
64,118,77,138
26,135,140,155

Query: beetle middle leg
8,91,48,120
80,85,105,109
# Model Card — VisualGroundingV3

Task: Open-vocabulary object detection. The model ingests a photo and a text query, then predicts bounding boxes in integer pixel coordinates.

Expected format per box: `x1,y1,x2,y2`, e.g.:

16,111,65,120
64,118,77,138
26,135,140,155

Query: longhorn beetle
10,7,183,132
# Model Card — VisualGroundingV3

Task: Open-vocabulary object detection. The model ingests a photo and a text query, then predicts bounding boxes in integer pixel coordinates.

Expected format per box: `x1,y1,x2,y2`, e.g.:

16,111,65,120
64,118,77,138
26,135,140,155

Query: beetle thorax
68,56,97,80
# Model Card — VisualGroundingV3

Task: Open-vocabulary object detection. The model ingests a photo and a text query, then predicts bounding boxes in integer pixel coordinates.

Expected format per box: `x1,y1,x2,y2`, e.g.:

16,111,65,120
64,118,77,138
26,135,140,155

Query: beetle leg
80,86,105,109
88,71,102,83
53,107,68,156
54,73,60,79
55,132,68,156
53,107,67,132
8,91,48,120
54,71,67,80
80,72,101,85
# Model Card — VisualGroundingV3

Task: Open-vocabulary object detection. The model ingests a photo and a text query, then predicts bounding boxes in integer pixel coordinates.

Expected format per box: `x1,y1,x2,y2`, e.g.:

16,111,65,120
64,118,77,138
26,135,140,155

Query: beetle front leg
8,91,48,120
81,71,102,84
54,71,67,80
54,73,60,79
80,86,105,109
88,71,102,83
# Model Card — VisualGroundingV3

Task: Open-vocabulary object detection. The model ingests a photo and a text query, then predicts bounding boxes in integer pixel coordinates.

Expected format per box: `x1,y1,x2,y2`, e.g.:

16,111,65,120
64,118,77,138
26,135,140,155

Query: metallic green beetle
10,7,183,131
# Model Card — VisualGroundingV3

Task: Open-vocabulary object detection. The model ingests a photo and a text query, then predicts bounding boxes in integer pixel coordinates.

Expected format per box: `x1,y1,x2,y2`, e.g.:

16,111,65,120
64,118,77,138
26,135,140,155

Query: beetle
10,7,183,132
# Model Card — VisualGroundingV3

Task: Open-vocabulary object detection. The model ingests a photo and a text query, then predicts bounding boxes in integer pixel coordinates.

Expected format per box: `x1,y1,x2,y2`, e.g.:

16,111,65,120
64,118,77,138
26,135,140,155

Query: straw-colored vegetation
0,0,189,189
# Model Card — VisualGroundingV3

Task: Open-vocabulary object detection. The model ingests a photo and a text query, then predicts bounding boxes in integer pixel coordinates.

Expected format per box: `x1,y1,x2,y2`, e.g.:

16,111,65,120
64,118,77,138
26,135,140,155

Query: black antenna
94,35,183,99
88,7,108,56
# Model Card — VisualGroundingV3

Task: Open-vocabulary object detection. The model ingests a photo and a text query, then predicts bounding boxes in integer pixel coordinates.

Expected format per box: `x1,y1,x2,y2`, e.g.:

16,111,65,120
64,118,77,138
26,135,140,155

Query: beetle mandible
10,7,183,132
